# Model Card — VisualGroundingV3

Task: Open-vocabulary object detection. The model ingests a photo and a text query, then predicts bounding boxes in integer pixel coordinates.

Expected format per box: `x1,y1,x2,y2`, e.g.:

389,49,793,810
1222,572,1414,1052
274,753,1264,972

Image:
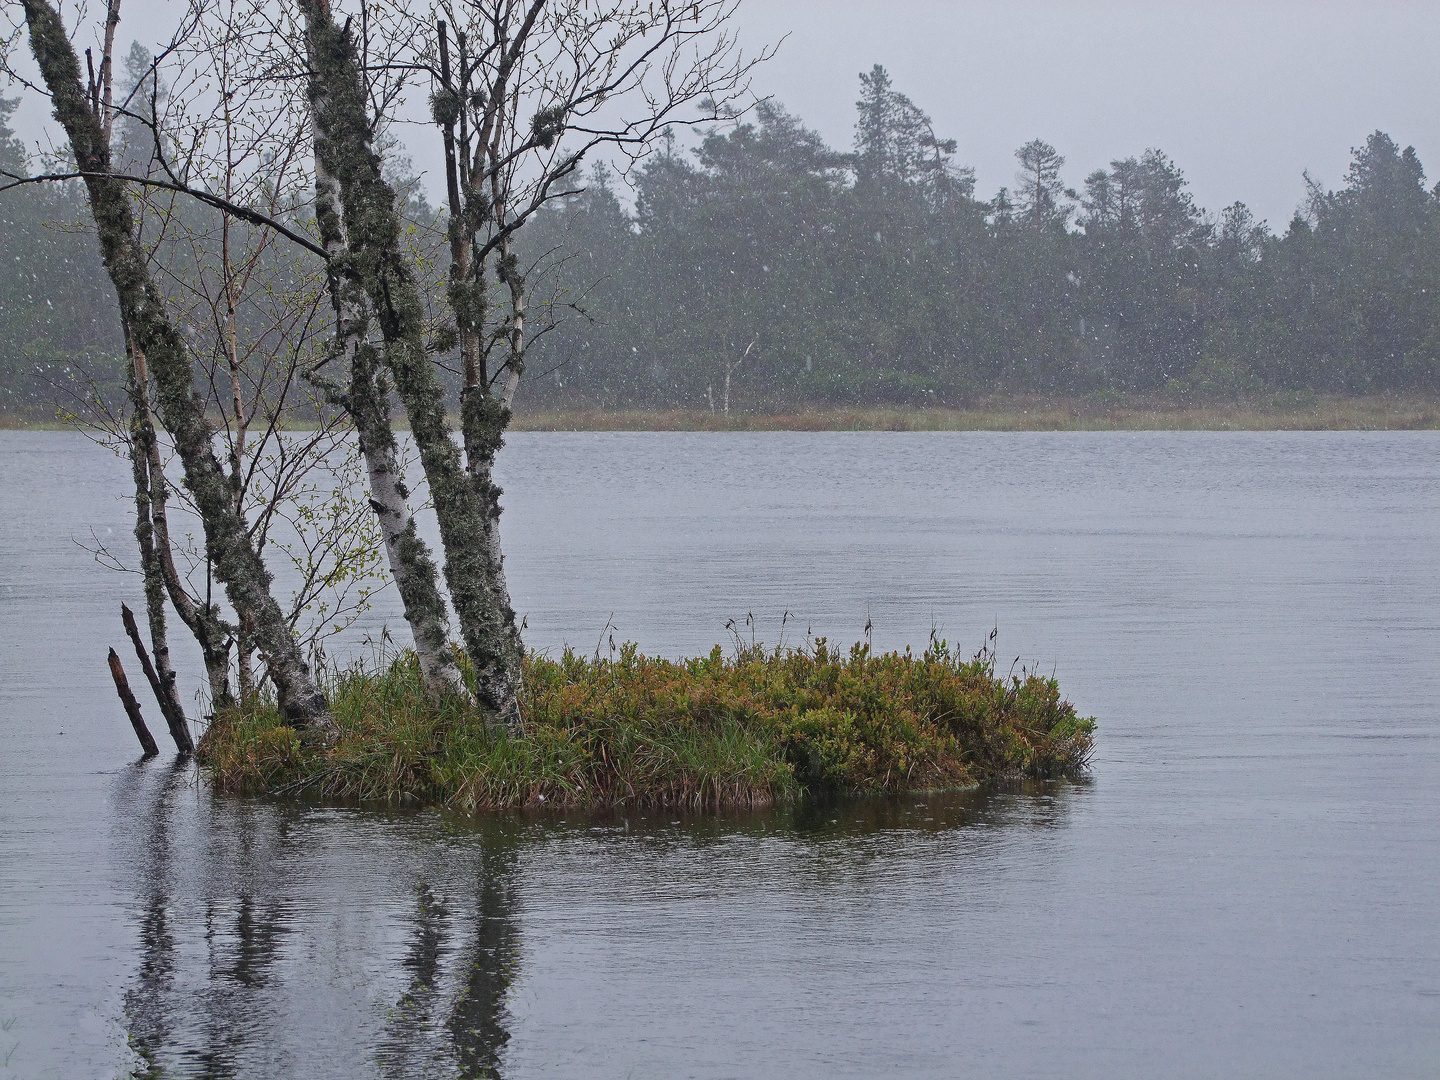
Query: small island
200,638,1094,810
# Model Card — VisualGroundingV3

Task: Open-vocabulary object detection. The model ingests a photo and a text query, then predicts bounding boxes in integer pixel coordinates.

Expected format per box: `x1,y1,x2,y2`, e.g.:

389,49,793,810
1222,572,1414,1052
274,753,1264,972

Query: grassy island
199,639,1094,811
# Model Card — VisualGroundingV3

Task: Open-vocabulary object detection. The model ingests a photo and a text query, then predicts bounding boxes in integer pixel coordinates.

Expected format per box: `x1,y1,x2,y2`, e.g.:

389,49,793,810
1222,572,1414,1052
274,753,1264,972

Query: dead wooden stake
121,603,194,753
108,647,159,757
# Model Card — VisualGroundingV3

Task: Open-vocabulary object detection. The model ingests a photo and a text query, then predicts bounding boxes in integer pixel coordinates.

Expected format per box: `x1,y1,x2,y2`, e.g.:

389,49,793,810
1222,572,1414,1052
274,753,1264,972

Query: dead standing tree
302,0,769,728
15,0,335,732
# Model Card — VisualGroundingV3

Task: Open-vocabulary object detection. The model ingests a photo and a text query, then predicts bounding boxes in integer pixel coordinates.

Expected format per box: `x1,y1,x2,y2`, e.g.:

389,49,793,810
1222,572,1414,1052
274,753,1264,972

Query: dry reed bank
512,393,1440,432
7,392,1439,432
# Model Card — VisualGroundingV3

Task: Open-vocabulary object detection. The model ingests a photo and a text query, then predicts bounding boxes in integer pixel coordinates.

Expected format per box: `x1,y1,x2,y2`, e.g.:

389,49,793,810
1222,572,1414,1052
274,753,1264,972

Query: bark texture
460,242,526,724
460,389,521,726
24,0,331,730
125,349,192,746
136,372,234,709
303,0,523,728
313,139,466,698
121,602,193,753
109,647,159,757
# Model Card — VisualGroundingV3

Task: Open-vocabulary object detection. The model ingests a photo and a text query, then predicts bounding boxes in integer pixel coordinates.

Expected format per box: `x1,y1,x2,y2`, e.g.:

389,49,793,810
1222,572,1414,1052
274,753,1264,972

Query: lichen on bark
314,134,467,699
23,0,332,731
125,335,193,750
303,0,524,729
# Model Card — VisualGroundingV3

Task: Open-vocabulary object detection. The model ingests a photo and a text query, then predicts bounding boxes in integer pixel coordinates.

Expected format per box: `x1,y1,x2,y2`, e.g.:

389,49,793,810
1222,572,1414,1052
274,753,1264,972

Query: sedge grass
199,638,1095,811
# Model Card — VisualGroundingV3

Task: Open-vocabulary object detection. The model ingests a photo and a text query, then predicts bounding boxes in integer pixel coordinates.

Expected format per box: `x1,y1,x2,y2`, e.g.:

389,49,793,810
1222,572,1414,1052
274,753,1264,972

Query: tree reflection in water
448,839,521,1079
114,763,525,1079
111,763,1079,1078
118,757,188,1080
378,827,522,1079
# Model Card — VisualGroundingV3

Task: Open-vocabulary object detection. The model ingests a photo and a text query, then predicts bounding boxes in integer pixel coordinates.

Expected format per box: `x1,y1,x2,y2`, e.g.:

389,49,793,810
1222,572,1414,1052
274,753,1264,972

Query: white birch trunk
314,136,467,698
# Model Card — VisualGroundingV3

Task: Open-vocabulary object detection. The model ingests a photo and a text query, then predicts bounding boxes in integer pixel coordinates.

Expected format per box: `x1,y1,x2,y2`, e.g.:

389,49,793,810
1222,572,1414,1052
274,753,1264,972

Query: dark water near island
2,430,1438,1079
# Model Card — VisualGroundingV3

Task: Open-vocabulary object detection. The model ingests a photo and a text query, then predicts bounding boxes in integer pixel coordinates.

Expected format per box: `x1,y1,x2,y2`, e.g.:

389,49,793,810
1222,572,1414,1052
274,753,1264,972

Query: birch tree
10,0,335,731
52,16,391,723
6,0,767,732
163,0,466,698
301,0,769,728
5,0,467,709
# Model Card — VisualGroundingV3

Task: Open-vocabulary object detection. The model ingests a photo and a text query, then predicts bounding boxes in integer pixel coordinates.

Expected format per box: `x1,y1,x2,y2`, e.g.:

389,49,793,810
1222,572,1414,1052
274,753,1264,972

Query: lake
1,430,1437,1078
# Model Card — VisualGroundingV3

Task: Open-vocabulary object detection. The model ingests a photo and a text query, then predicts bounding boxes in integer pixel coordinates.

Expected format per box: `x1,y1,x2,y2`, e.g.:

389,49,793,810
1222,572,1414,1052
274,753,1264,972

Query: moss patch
199,639,1094,811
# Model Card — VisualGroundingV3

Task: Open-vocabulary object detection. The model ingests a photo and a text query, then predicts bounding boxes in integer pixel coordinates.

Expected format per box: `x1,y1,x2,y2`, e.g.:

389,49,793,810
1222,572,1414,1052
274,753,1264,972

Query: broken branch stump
120,603,194,753
108,647,159,757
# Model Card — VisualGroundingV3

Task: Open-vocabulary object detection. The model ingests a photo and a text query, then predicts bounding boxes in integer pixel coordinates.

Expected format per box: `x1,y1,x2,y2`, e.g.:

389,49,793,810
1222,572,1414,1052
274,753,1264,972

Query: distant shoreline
511,393,1440,432
6,393,1440,433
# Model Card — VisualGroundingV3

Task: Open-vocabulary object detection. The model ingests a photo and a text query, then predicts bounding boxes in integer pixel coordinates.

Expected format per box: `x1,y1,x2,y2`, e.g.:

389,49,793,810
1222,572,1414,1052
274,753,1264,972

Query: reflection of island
112,767,1080,1078
115,766,525,1079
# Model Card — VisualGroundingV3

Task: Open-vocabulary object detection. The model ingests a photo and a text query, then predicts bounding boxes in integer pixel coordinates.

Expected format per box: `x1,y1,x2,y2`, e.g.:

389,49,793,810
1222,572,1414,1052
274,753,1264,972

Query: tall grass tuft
199,637,1094,811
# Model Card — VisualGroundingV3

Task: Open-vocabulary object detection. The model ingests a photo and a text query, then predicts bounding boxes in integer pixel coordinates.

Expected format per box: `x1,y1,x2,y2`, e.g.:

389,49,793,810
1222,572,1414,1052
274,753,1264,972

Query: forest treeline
0,93,127,415
6,65,1440,416
519,66,1440,408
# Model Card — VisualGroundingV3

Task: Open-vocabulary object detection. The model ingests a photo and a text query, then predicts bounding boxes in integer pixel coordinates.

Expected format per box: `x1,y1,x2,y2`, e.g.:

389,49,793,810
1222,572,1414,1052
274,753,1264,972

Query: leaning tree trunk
313,146,467,698
350,340,472,698
23,0,332,731
303,0,523,729
125,337,192,749
138,374,234,710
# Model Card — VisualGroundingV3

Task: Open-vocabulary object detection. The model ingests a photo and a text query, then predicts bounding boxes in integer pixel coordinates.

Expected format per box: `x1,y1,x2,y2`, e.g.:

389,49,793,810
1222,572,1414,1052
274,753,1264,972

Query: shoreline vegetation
512,392,1440,432
198,639,1094,811
6,393,1440,433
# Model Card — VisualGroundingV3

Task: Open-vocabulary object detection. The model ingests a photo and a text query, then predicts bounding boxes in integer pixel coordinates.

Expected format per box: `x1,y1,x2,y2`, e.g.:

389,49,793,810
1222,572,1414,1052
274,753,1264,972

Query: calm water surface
1,430,1437,1078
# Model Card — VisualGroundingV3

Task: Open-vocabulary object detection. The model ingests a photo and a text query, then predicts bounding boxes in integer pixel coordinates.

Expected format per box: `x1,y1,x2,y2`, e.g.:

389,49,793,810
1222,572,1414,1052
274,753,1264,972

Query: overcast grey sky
10,1,1440,229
